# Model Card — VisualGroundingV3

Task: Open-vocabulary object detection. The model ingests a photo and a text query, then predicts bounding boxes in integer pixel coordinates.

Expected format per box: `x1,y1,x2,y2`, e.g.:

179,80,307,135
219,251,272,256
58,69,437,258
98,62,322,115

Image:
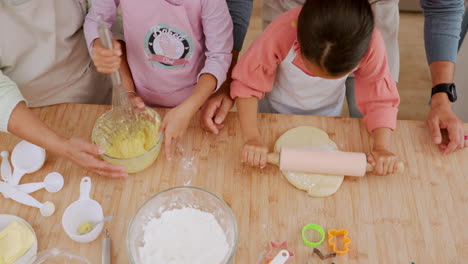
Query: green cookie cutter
302,223,325,247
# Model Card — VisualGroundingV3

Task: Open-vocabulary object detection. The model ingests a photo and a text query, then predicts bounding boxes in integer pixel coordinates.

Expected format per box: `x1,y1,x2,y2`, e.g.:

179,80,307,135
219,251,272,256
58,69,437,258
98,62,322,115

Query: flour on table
274,126,344,197
139,208,229,264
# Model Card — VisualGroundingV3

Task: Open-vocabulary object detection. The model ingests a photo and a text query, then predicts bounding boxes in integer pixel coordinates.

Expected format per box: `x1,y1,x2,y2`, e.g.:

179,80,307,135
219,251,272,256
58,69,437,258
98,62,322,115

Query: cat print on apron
121,0,202,107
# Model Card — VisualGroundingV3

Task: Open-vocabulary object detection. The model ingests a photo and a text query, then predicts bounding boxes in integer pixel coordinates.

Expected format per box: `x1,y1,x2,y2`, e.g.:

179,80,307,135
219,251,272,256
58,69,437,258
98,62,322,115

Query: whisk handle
98,24,122,86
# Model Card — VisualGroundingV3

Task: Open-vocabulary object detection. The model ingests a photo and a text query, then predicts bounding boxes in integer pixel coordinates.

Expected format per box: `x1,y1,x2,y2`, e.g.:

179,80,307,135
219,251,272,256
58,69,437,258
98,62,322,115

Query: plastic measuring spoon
0,181,55,216
0,151,12,182
10,141,46,185
62,177,104,243
17,172,64,194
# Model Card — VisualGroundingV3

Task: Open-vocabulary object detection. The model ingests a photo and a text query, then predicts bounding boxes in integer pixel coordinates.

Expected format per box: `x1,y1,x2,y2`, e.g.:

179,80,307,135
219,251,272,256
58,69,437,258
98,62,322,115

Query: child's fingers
112,39,123,56
253,150,261,167
94,61,120,72
374,158,383,175
94,46,118,58
93,56,122,66
367,153,376,166
132,96,145,110
389,159,398,174
95,65,120,74
93,59,120,70
158,118,167,135
260,152,267,169
165,135,173,160
382,158,391,175
241,148,248,163
247,149,255,166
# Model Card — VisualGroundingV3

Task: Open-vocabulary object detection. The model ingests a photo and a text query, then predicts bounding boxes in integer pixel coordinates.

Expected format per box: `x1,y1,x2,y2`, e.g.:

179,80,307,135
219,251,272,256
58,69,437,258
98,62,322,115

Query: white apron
259,47,349,116
0,0,111,107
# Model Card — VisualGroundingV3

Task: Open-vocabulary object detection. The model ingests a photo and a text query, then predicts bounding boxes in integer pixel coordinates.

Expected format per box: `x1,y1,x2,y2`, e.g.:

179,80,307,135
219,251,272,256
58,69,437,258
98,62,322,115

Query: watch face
450,84,457,102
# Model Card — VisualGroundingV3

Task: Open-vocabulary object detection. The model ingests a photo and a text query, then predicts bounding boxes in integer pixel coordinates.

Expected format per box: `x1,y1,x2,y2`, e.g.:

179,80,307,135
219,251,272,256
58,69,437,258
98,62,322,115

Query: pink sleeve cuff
364,107,398,132
230,80,266,99
198,53,232,92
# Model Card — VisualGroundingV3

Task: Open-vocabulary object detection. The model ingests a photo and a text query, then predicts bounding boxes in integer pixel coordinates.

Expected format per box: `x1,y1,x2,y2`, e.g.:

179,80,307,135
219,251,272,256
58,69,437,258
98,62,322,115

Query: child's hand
368,148,400,176
127,92,145,111
242,139,268,168
159,105,193,160
92,38,122,74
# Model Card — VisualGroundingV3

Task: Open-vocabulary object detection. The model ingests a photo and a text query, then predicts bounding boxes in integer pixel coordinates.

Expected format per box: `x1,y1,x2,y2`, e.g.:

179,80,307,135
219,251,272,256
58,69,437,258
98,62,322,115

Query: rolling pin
267,147,404,177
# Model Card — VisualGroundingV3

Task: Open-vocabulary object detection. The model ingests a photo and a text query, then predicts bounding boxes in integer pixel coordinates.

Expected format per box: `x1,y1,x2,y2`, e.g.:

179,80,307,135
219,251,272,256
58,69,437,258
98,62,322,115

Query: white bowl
62,199,104,243
61,177,104,243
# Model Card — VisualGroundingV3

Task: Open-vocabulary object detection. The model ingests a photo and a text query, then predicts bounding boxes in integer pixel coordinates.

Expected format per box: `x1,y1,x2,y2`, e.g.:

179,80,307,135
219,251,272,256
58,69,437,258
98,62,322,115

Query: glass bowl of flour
127,186,238,264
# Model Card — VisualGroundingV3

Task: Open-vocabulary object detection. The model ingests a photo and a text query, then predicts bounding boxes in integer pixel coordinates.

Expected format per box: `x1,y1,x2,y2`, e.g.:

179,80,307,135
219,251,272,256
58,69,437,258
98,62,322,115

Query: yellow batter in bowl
92,107,162,173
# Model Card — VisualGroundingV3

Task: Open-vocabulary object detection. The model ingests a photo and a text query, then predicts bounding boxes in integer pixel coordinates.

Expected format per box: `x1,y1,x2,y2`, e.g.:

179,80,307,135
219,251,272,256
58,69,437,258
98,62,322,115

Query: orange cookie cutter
327,229,351,255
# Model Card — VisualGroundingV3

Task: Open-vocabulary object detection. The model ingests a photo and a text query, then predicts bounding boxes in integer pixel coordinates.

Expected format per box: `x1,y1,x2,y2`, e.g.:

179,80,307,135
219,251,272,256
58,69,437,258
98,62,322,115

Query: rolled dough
274,126,344,197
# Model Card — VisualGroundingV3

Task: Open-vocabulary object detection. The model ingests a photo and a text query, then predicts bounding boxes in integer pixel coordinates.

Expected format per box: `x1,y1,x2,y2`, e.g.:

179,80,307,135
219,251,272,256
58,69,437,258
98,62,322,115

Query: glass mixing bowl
127,187,238,264
92,107,162,173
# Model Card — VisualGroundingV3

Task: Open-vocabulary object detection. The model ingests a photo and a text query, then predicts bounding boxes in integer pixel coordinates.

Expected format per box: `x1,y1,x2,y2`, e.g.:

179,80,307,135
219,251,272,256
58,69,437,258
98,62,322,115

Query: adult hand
428,93,465,154
200,83,234,134
63,138,128,178
201,49,240,135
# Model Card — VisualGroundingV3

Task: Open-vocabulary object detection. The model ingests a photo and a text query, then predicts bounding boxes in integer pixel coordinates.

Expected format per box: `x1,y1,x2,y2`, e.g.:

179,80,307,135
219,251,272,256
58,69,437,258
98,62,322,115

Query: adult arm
421,0,465,154
201,0,253,134
0,71,127,178
227,0,253,52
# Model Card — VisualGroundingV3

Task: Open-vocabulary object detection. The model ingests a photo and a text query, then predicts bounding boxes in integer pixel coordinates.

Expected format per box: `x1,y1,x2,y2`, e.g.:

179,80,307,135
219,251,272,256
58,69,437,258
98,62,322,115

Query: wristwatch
431,83,457,102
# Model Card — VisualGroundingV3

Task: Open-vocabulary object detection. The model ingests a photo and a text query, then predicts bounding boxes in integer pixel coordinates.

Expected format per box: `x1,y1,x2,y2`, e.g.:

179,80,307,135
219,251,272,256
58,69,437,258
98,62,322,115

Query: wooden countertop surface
1,104,467,264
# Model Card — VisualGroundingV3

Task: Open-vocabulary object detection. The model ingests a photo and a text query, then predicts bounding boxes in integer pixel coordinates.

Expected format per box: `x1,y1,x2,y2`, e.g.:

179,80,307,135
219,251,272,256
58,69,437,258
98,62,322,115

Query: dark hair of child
297,0,375,76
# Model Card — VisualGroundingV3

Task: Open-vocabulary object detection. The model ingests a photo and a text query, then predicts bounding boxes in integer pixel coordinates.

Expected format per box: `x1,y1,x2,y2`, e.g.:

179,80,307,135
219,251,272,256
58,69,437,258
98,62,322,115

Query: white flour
139,208,229,264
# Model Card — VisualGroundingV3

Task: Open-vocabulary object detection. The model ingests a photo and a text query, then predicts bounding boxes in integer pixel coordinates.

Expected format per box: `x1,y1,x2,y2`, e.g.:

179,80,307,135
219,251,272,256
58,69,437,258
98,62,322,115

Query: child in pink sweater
232,0,401,176
84,0,233,159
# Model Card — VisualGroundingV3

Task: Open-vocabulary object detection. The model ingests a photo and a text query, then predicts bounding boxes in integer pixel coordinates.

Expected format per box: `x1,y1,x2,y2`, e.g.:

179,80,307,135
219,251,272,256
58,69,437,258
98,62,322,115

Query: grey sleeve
226,0,253,51
420,0,465,64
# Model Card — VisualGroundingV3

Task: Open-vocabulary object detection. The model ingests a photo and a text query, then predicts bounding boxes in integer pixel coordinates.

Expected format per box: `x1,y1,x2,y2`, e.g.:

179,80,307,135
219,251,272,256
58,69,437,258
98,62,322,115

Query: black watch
431,83,457,102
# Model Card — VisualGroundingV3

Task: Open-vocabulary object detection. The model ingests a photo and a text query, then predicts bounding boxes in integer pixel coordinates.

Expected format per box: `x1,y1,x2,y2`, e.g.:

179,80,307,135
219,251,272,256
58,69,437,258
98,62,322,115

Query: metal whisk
97,22,135,121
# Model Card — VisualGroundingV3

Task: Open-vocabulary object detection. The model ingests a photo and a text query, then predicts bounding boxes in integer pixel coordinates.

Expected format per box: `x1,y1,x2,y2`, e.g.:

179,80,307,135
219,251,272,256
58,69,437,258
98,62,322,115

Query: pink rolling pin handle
267,153,281,166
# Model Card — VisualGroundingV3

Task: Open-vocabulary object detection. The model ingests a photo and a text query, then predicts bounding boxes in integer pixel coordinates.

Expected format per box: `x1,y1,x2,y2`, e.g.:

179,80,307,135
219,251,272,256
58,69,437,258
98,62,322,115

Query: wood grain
0,104,467,264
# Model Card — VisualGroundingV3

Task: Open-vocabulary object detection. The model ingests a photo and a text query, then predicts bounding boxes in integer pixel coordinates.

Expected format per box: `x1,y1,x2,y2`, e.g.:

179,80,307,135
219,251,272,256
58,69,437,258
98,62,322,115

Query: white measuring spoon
0,181,55,216
10,141,46,185
0,151,12,182
17,172,64,194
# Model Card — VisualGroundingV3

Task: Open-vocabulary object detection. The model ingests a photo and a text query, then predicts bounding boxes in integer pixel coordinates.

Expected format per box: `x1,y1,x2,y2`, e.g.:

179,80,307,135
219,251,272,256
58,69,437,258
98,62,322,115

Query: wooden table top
1,104,467,264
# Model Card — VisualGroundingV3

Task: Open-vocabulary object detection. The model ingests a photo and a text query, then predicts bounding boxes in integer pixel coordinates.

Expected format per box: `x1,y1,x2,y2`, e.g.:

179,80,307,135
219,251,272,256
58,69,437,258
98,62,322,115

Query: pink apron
120,0,204,107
